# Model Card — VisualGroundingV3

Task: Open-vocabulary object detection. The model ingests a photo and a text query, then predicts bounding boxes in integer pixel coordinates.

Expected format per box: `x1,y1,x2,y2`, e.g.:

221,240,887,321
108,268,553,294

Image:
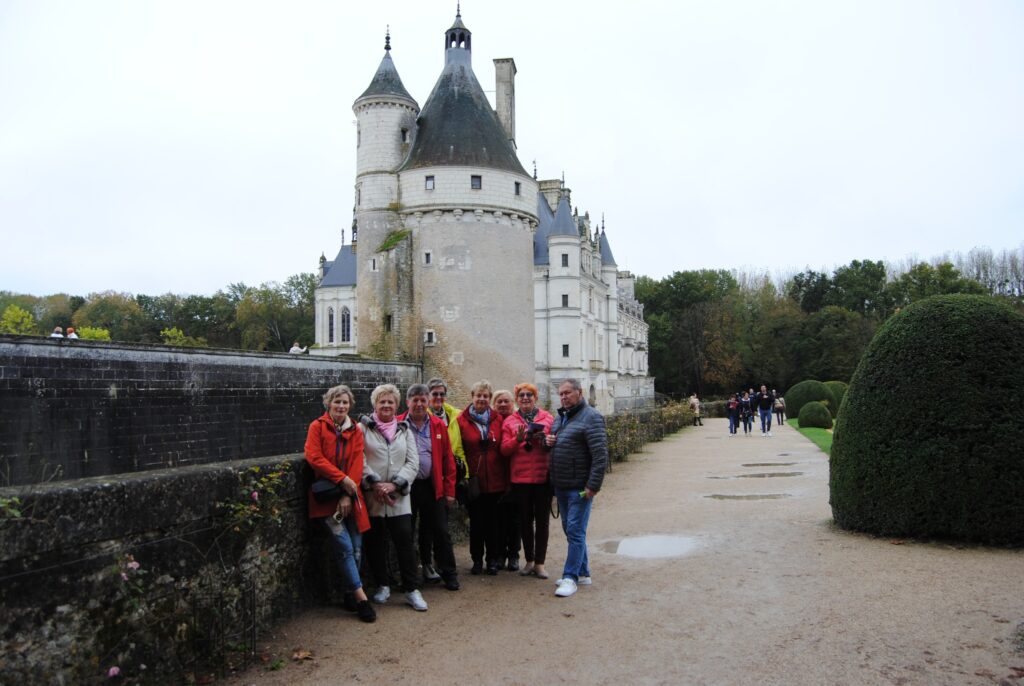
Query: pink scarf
372,412,397,443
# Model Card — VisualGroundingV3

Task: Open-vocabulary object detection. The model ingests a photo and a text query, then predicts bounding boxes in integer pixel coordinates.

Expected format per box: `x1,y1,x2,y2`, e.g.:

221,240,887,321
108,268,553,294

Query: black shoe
486,562,500,576
342,592,358,612
443,575,461,591
506,556,520,572
471,562,483,575
356,599,377,623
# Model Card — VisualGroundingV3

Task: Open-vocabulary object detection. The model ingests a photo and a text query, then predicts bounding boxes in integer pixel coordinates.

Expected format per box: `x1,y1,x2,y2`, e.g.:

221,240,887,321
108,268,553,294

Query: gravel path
227,419,1024,686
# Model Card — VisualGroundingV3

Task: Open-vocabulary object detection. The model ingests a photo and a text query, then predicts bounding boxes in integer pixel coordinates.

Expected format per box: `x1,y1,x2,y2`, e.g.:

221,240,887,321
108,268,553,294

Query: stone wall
0,335,421,487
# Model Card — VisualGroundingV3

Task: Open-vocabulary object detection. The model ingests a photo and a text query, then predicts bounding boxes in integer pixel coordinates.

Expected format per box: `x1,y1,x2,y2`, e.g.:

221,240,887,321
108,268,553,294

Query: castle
313,10,652,413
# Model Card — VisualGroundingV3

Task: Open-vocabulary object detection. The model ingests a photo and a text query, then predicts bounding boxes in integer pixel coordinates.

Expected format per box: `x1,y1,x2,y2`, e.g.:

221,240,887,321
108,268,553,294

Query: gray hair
425,377,448,392
370,383,401,408
322,384,354,409
406,383,430,400
558,378,583,393
470,379,493,396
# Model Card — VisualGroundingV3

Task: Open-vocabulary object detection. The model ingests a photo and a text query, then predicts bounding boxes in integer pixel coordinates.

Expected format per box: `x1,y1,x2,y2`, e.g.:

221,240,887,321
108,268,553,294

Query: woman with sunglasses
500,382,555,579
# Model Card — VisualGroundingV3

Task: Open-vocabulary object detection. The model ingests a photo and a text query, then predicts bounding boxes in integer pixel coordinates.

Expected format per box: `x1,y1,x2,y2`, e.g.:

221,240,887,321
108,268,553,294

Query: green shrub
784,380,837,419
830,294,1024,545
701,399,727,418
823,380,848,416
797,401,833,429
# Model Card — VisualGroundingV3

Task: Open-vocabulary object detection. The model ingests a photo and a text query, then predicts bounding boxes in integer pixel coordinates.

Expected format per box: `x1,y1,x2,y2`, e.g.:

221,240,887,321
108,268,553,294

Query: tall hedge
784,380,837,419
823,380,848,416
830,294,1024,545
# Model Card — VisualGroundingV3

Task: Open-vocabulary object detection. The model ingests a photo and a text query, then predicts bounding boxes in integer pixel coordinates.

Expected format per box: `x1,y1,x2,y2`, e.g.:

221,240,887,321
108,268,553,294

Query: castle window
401,128,410,143
356,185,361,207
425,175,435,190
424,329,436,345
514,181,521,196
370,258,379,272
357,126,361,147
340,307,351,343
471,175,482,190
562,344,570,358
561,253,569,267
561,294,569,308
424,251,432,265
328,308,335,344
384,314,393,333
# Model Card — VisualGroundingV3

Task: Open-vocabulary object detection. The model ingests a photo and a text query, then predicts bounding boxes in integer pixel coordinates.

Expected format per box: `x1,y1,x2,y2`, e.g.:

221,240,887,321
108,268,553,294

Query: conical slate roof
320,245,357,287
356,51,417,106
599,230,618,267
400,57,526,174
549,195,578,236
533,192,555,265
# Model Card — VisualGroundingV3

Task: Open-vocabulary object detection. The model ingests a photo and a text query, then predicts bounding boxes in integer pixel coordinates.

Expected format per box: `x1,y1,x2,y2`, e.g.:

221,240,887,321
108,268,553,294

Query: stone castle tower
348,12,538,401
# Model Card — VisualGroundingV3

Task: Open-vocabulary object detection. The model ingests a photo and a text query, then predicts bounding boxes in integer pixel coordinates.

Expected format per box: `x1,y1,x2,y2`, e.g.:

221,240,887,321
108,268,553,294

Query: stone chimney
493,58,516,149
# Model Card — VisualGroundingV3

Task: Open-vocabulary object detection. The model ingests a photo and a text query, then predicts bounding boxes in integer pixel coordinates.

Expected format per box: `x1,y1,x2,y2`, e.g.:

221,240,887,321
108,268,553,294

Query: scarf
372,412,397,443
431,406,449,425
468,406,491,439
518,407,539,423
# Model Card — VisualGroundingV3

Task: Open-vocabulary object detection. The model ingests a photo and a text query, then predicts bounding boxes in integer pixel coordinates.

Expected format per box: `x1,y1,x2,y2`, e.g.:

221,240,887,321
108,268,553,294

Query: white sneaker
372,586,390,604
578,575,592,586
767,431,772,437
422,564,441,582
405,589,428,611
555,578,578,597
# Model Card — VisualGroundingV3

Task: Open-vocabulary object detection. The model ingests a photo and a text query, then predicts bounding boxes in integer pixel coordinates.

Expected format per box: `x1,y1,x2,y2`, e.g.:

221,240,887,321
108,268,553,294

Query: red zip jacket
398,412,456,500
456,407,507,494
304,413,370,532
500,410,555,485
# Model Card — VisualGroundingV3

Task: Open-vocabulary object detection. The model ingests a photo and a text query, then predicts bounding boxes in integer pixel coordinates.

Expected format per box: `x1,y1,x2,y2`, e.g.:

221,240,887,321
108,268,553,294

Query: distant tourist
773,392,786,425
740,391,754,435
304,384,376,623
501,382,555,580
755,384,775,436
546,379,608,598
66,327,78,339
491,389,521,571
689,394,703,426
360,384,425,611
727,394,740,436
289,341,307,354
50,327,64,338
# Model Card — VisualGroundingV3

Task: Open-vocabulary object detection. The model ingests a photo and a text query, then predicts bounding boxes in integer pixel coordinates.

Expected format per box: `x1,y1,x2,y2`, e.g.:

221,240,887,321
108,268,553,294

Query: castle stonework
315,12,652,411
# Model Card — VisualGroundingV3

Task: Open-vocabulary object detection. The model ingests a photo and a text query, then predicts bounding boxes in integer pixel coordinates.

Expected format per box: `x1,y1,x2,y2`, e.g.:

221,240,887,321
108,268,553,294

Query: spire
550,195,578,237
445,8,471,64
599,225,618,267
355,29,417,107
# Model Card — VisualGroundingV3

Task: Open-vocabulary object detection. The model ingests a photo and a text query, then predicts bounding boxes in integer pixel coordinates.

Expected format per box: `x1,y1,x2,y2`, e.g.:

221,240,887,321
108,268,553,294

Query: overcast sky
1,0,1022,297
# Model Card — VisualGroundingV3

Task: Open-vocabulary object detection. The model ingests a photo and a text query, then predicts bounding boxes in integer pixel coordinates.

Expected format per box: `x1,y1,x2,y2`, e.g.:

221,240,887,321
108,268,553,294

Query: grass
788,418,833,455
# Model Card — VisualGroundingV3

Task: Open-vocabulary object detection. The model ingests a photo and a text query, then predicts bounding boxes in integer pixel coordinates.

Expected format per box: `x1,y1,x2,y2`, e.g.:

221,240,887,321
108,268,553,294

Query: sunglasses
430,391,446,398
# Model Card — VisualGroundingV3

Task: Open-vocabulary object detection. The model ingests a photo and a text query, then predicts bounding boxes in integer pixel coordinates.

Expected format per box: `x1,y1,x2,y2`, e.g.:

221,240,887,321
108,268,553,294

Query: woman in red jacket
457,380,508,575
304,384,376,623
500,382,555,579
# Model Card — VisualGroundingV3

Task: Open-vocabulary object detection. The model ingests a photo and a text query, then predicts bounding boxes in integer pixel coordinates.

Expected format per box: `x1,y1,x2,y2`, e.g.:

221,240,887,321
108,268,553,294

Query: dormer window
471,175,482,190
425,175,435,190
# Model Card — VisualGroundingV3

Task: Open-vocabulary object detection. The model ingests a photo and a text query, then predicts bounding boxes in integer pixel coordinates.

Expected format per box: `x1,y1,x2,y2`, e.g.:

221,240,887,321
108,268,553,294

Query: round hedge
823,380,849,416
797,401,833,429
784,380,837,419
830,294,1024,545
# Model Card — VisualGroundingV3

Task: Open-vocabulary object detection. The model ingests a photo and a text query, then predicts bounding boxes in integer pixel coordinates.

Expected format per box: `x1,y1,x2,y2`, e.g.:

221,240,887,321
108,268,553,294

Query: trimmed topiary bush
823,380,848,416
784,380,837,419
830,294,1024,545
798,401,833,429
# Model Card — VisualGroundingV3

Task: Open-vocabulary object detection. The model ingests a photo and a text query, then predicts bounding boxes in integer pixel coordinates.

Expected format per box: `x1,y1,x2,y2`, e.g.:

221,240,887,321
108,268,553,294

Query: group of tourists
725,385,785,436
49,326,77,338
304,376,609,623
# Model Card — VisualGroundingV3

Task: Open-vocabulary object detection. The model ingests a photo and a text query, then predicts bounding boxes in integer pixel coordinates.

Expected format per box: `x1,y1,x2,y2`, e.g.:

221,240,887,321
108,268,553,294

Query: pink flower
120,572,128,581
108,666,121,677
126,560,140,571
251,490,260,502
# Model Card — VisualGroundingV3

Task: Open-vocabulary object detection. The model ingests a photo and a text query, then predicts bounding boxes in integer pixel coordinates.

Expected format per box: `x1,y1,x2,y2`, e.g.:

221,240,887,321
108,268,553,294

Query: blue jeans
322,515,363,592
728,415,738,434
555,489,593,582
759,408,772,433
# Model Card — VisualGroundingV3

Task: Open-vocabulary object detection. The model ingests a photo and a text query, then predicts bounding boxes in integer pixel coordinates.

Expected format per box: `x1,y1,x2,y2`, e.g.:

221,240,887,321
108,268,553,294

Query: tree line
636,246,1024,399
0,273,318,352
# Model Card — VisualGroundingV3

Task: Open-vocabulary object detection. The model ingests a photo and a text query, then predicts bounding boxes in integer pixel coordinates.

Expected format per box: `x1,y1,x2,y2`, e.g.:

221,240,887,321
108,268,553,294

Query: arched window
341,307,351,343
328,308,335,344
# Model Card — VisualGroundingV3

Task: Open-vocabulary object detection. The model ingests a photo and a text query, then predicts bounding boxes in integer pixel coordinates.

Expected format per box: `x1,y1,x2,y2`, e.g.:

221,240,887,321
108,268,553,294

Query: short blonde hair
492,389,513,406
470,380,493,397
370,383,401,408
322,384,354,409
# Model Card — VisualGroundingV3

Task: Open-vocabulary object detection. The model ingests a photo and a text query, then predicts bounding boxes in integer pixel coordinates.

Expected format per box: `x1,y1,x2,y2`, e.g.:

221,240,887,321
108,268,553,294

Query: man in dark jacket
545,379,607,598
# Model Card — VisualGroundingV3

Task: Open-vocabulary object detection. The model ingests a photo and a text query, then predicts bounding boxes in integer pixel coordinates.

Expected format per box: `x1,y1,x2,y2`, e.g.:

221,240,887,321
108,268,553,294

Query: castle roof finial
602,213,606,232
456,2,461,19
532,159,537,179
385,25,391,51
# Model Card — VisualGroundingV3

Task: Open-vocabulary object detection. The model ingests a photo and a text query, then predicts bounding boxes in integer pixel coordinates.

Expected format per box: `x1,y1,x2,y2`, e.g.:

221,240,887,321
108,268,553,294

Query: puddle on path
707,472,803,479
705,494,792,500
601,535,701,558
742,462,797,467
777,453,791,456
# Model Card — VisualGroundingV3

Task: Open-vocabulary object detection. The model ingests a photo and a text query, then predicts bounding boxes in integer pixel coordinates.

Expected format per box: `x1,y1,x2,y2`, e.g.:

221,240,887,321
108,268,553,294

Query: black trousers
364,513,419,591
410,478,457,578
514,482,551,565
503,497,521,559
467,492,504,566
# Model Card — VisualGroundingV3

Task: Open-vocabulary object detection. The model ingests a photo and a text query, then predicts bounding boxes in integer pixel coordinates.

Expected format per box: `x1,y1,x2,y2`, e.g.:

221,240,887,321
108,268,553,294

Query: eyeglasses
430,391,446,398
517,392,534,398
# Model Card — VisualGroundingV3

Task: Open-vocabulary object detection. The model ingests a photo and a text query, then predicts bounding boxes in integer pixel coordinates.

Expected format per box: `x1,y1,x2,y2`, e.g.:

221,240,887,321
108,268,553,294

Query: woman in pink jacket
500,382,555,579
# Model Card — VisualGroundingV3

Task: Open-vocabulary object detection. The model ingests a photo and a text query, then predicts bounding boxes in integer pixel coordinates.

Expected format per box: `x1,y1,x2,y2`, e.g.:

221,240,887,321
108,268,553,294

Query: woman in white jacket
360,384,427,611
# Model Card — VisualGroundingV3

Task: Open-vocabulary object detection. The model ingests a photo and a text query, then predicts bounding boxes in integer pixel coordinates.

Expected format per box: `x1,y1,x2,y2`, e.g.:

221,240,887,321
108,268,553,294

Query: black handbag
311,478,344,503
